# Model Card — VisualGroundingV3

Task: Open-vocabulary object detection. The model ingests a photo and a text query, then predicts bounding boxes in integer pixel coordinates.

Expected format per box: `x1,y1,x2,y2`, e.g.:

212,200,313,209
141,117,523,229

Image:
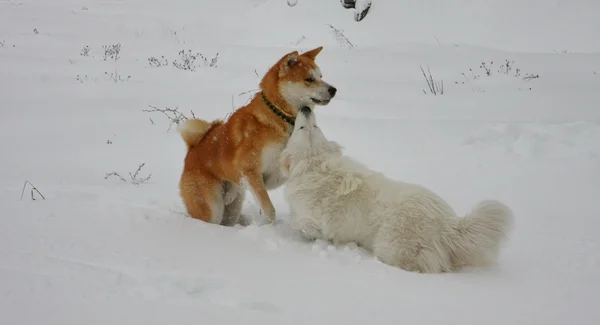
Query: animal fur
178,46,337,226
280,107,514,273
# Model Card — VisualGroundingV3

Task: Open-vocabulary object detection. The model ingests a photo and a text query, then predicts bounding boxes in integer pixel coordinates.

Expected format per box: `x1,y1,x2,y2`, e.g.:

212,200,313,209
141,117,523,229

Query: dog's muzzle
300,106,312,117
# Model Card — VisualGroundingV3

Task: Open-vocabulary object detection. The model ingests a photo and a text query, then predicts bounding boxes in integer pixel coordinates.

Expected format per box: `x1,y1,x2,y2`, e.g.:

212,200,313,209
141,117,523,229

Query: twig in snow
172,49,219,71
105,69,131,83
105,163,152,186
143,105,196,132
104,172,127,182
20,180,46,201
420,65,444,95
327,24,354,49
480,61,493,76
522,73,540,81
80,45,90,57
230,89,259,113
129,163,151,183
457,72,484,93
148,55,169,67
102,43,121,61
238,89,259,97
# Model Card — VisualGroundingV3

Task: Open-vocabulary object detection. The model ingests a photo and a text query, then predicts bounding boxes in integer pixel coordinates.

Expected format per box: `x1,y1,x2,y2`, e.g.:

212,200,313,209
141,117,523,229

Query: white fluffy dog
280,107,514,273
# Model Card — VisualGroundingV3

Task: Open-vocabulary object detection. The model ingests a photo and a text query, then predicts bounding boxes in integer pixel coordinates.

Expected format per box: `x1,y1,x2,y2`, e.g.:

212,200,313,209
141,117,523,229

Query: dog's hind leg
179,173,224,224
221,182,247,227
373,215,452,274
222,181,239,206
373,228,425,273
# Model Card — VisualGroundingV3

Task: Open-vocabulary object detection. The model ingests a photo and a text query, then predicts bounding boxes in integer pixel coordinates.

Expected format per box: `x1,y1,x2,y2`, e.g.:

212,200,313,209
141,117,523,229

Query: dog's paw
258,209,276,225
236,214,252,227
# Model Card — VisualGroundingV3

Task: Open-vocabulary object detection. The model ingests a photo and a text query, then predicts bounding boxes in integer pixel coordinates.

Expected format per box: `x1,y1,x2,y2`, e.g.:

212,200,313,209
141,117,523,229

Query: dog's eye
305,77,314,83
299,126,305,130
314,125,318,128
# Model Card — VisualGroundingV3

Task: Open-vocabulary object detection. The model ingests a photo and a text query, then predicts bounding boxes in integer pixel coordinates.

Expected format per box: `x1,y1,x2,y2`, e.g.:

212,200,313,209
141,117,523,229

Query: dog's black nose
328,86,337,97
300,106,312,117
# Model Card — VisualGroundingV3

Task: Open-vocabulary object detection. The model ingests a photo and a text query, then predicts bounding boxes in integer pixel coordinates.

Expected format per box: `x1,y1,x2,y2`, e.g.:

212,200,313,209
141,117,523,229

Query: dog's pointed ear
301,46,323,60
279,51,299,77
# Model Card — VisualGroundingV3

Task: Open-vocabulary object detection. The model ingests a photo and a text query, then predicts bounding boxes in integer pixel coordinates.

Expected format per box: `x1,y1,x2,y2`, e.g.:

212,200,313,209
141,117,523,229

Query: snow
1,0,599,324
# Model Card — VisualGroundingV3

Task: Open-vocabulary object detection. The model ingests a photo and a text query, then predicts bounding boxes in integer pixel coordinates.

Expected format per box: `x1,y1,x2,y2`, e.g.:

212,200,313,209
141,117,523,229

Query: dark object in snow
20,180,45,201
288,0,372,22
340,0,372,22
341,0,356,9
354,3,371,21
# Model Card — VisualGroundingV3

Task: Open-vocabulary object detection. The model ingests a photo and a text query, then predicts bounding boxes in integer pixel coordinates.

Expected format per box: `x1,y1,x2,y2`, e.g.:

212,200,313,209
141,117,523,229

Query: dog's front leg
243,170,276,223
290,214,324,241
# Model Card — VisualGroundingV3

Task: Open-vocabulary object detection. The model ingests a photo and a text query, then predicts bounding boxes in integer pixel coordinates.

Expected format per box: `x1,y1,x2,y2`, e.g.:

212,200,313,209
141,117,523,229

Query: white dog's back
281,108,514,273
368,177,513,272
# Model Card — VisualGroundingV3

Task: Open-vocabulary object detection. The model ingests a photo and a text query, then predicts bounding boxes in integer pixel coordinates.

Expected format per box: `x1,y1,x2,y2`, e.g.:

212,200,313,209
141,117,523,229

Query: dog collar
261,92,295,126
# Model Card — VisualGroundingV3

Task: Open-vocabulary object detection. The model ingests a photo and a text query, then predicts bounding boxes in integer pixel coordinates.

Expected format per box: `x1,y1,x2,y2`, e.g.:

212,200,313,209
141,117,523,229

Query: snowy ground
1,0,600,324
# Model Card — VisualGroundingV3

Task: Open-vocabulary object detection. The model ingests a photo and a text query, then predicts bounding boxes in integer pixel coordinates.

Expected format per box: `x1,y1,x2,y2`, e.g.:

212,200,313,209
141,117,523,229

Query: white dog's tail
445,200,514,269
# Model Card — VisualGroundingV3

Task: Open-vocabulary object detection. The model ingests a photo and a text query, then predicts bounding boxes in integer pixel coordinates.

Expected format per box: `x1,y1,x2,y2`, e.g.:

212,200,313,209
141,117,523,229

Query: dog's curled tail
446,200,514,269
177,118,222,149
